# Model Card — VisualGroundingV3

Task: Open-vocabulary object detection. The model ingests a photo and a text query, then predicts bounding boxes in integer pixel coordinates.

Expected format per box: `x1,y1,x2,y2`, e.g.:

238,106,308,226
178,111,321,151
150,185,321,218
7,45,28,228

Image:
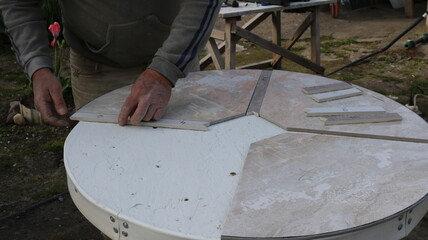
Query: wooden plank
70,112,209,131
200,44,223,70
237,59,272,69
200,13,271,69
311,7,321,66
311,88,362,102
246,71,273,115
218,4,284,18
285,12,314,49
404,0,414,18
271,11,282,69
235,26,325,74
304,106,385,117
211,29,225,40
206,38,225,70
320,112,402,125
302,82,352,94
225,18,237,69
218,0,334,18
241,12,271,30
271,12,314,67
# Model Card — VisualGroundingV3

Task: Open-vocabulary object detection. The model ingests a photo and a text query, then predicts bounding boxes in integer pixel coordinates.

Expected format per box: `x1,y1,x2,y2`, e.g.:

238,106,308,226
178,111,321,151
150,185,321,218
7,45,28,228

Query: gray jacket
0,0,221,85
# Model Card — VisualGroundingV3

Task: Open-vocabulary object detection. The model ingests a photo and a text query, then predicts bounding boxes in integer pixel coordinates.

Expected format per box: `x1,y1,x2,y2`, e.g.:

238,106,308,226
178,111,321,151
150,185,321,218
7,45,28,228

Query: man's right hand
32,68,69,126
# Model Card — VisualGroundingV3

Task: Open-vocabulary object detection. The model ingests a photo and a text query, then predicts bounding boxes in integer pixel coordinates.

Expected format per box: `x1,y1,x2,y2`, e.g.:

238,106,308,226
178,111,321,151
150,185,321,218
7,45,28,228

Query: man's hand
118,69,172,126
32,68,69,126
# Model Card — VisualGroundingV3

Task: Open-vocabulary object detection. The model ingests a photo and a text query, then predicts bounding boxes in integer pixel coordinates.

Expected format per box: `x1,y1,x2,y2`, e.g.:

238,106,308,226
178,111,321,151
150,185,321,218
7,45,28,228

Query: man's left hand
118,69,172,126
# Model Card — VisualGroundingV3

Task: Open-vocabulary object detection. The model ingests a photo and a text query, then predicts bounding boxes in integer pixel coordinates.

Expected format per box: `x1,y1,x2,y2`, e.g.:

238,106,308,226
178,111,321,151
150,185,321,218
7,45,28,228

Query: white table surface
64,70,428,240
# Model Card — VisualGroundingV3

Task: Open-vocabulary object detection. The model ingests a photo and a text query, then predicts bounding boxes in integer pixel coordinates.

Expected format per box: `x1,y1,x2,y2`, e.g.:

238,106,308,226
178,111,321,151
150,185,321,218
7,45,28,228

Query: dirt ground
1,1,428,239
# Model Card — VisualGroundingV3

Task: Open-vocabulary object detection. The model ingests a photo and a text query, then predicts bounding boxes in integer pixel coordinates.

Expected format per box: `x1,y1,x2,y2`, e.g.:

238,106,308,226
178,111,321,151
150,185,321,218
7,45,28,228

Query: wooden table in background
200,0,334,74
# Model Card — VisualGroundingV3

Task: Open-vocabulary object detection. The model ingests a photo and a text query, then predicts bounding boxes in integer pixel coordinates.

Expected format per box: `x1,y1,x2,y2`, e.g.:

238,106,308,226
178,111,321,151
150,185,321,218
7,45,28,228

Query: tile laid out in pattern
311,88,363,103
72,69,428,142
302,81,352,94
222,132,428,238
259,71,428,143
304,106,385,116
320,112,402,125
72,70,262,127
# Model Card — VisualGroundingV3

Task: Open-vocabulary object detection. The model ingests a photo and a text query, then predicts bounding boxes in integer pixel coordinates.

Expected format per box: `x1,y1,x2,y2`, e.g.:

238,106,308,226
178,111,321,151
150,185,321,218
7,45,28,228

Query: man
0,0,221,126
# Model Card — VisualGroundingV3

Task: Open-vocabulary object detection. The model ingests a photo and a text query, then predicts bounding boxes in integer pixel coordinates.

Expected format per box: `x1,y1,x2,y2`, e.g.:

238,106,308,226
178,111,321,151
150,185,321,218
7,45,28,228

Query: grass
408,57,428,70
339,73,363,82
411,79,428,95
328,38,358,47
320,46,335,54
30,179,67,201
342,47,359,53
321,37,359,55
333,51,347,59
369,73,404,83
42,137,67,153
290,45,307,53
320,35,334,41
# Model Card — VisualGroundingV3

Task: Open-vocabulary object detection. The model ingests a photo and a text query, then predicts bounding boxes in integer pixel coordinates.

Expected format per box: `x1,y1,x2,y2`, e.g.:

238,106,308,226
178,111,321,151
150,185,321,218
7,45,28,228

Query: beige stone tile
222,132,428,237
72,70,261,124
166,70,261,124
260,71,428,142
73,84,127,114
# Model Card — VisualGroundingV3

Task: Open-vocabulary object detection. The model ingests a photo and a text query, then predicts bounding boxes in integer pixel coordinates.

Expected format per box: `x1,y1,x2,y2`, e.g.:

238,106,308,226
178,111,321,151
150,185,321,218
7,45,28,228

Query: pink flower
48,22,61,38
50,38,56,47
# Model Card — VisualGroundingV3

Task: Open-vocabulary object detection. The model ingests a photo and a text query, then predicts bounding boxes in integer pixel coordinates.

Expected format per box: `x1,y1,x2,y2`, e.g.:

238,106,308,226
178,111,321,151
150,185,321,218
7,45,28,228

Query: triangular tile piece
222,132,428,238
72,70,261,126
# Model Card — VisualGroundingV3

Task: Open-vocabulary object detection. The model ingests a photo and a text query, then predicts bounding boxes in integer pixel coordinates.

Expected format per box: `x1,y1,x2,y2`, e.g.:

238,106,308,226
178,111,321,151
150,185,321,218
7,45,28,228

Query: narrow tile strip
246,70,272,115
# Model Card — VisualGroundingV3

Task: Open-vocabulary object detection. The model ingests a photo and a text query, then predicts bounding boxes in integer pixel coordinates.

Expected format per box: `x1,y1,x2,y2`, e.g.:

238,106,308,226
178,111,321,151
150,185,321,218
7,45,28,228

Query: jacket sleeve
148,0,221,86
0,0,52,79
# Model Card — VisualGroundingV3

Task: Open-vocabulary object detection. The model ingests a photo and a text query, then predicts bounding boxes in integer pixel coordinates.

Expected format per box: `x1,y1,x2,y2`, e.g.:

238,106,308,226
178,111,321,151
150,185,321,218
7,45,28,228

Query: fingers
50,85,68,116
42,108,69,126
130,99,150,124
152,107,166,121
119,100,165,125
118,104,132,126
118,69,172,126
32,68,69,127
142,104,157,122
35,93,69,127
140,104,166,122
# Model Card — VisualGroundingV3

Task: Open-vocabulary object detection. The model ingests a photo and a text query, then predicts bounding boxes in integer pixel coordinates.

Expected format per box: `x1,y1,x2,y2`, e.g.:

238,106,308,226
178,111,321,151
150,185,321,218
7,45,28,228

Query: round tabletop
64,70,428,240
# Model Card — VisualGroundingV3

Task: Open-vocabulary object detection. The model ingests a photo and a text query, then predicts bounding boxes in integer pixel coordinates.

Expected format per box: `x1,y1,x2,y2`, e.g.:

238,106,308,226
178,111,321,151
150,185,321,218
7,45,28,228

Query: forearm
148,0,221,85
0,0,52,79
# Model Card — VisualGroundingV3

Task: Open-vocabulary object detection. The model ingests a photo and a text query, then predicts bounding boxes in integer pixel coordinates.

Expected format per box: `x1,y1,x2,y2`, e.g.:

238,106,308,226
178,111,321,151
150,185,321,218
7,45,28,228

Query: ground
1,1,428,239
